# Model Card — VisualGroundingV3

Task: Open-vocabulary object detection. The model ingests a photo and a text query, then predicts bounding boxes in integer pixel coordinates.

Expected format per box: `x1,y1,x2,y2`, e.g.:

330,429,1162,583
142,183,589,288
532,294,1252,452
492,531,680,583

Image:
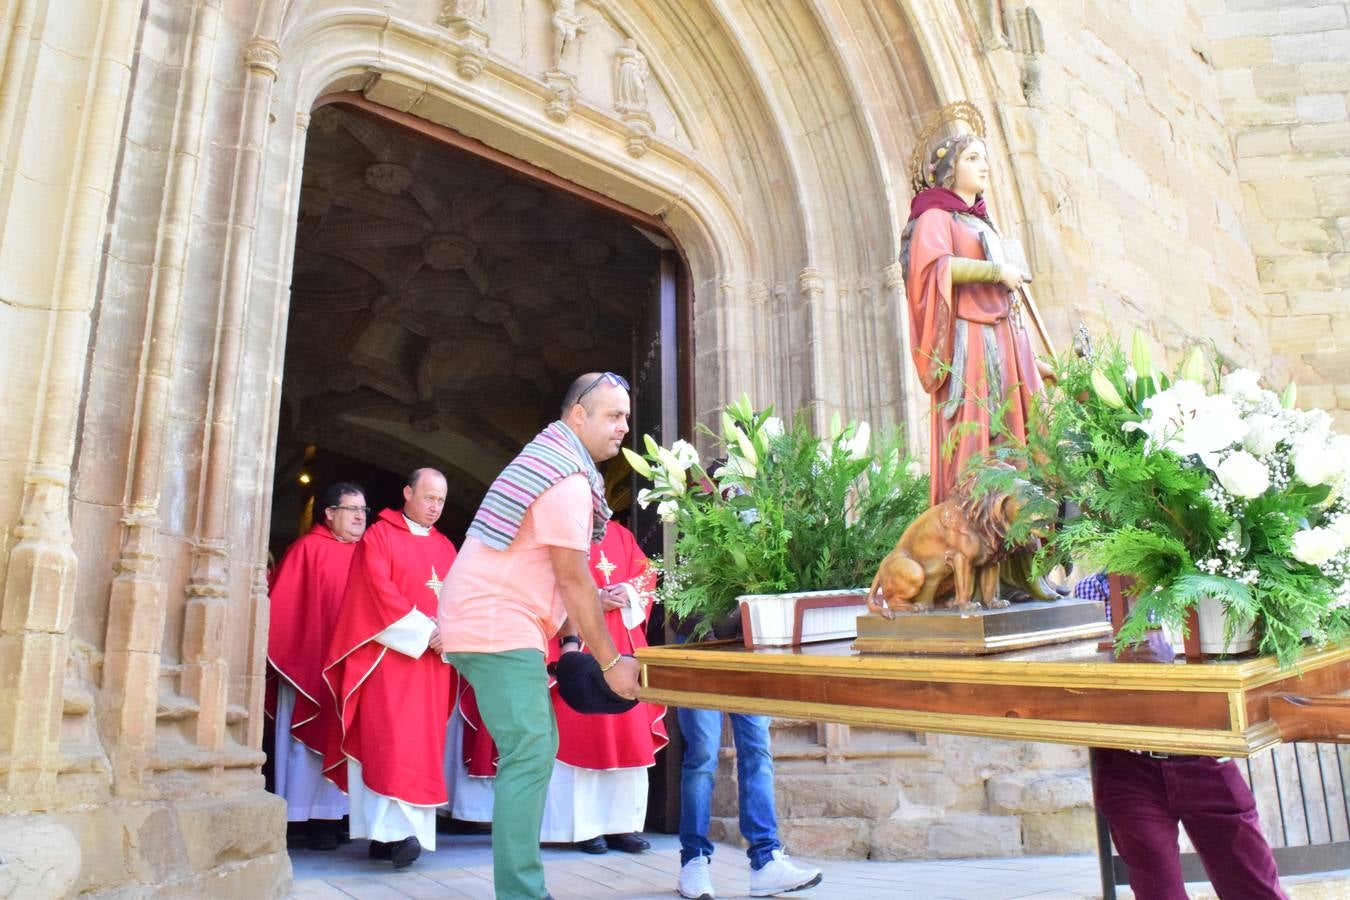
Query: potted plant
978,331,1350,667
624,395,929,646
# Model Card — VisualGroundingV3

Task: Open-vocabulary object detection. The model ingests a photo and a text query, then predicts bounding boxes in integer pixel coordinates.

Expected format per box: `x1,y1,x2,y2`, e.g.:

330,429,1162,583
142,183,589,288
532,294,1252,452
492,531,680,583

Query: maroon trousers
1093,748,1287,900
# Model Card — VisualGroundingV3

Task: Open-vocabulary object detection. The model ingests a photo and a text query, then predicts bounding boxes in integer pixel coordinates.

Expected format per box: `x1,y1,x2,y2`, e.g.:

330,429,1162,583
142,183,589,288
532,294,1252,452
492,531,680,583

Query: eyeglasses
574,372,630,405
330,505,371,515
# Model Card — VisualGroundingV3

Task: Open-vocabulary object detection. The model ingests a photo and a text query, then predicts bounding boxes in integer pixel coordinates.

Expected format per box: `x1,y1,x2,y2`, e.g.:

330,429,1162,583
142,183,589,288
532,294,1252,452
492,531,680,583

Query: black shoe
307,820,340,851
604,833,650,853
390,835,422,869
574,835,608,854
368,840,391,861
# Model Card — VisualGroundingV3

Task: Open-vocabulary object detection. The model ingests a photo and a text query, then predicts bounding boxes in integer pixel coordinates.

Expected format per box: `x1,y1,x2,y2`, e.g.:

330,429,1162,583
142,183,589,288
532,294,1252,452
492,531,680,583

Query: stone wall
962,0,1268,362
707,724,1095,860
1201,0,1350,431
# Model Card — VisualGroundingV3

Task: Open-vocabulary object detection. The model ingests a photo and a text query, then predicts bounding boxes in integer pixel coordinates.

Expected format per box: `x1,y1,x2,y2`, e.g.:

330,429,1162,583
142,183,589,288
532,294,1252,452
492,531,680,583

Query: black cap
549,651,639,715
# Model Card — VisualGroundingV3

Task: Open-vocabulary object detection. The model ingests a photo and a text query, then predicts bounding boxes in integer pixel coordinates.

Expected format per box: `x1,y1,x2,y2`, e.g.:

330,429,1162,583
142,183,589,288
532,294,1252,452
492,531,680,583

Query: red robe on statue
462,521,667,775
322,509,457,804
905,207,1043,505
266,524,357,762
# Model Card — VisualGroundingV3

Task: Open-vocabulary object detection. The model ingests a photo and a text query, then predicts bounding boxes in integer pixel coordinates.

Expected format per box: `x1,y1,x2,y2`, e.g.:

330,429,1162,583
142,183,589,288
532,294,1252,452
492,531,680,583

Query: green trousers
447,649,557,900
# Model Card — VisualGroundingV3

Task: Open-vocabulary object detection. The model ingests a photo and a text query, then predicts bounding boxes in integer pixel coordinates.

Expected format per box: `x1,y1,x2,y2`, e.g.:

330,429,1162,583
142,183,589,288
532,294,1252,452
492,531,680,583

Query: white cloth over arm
373,608,436,658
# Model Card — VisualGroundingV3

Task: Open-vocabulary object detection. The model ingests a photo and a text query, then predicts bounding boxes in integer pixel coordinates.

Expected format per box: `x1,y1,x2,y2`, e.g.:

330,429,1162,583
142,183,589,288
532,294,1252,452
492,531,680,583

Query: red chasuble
462,522,667,775
322,509,457,804
266,524,357,761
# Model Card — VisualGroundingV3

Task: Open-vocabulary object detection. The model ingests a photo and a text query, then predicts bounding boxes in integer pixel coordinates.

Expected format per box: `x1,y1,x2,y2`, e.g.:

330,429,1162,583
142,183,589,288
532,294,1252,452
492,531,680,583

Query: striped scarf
466,420,611,550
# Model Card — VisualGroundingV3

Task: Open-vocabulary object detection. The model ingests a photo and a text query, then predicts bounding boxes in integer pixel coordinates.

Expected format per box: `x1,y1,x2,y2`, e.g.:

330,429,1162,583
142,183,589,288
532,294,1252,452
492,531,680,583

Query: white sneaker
749,850,822,897
678,855,716,900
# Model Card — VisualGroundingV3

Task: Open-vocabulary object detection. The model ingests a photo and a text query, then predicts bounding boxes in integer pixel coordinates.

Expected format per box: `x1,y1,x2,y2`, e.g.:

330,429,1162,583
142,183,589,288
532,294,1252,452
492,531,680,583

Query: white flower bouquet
622,395,928,634
986,332,1350,666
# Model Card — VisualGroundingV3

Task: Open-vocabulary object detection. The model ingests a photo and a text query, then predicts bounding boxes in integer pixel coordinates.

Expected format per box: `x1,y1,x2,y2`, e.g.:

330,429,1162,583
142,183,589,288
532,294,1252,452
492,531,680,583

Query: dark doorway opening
270,97,689,830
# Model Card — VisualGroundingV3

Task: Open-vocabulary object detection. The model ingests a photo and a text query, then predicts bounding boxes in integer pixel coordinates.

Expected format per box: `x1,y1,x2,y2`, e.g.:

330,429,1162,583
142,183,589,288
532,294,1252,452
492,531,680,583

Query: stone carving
749,280,769,306
241,38,281,78
364,162,413,195
614,39,656,156
422,233,478,270
550,0,586,69
1003,3,1045,103
615,39,649,114
438,0,487,25
439,1,490,79
544,69,578,122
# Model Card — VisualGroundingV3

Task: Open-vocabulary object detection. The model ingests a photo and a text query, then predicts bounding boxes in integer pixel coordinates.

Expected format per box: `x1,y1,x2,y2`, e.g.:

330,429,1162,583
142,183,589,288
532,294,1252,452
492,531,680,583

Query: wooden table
636,637,1350,756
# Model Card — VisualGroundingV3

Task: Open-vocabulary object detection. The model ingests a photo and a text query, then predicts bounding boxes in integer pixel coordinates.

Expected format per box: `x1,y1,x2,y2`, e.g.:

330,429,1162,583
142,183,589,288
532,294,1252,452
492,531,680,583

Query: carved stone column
797,267,827,428
0,0,143,803
181,35,281,753
103,0,221,792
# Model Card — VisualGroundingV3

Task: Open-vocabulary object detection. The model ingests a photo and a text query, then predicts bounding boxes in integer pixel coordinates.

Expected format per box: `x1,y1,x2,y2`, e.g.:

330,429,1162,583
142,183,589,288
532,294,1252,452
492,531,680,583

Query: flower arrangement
623,395,929,635
983,331,1350,666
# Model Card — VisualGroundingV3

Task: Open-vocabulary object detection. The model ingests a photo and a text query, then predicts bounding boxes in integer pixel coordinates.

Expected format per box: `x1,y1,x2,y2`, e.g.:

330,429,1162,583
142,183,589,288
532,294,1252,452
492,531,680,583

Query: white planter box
737,589,870,648
1163,594,1256,656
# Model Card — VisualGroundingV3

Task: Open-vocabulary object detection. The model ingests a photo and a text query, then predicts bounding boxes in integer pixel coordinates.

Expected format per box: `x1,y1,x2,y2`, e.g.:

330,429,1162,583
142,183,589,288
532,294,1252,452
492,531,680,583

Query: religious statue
895,102,1061,605
866,463,1044,615
439,0,487,27
615,39,649,114
551,0,584,69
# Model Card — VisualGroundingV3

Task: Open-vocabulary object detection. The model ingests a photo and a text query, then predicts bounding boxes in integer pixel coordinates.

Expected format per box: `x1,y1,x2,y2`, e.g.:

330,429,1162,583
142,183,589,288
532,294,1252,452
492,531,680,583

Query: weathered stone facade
1202,1,1350,430
0,0,1345,895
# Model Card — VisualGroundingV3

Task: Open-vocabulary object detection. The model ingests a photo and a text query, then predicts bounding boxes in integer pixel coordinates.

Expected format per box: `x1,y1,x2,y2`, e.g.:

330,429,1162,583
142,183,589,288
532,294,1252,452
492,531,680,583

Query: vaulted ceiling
277,104,661,515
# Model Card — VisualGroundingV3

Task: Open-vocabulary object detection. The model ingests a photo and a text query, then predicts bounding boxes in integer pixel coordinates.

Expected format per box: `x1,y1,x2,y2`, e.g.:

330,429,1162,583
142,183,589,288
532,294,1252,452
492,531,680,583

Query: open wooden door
632,248,685,833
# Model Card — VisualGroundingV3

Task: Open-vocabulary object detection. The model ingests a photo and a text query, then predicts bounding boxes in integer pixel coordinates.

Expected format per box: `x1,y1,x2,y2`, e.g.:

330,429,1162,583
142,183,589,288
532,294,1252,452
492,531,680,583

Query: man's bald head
403,468,448,528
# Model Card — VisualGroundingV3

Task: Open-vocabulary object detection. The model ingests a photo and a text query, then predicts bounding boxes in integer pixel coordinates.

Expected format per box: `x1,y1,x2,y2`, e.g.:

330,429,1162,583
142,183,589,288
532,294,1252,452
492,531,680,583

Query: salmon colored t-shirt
438,474,592,654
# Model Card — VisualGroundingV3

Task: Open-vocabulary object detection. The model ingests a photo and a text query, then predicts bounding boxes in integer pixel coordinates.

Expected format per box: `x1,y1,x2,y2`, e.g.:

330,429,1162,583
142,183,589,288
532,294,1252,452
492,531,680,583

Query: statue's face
950,139,989,198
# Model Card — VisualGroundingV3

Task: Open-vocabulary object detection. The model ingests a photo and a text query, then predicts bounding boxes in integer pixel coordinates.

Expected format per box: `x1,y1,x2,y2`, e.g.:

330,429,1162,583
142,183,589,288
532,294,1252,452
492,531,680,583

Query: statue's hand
999,267,1030,292
1036,358,1057,386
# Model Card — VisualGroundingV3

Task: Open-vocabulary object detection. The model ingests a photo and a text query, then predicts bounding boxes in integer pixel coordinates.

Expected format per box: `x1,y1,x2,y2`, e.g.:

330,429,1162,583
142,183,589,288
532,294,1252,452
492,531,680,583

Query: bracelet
561,634,582,649
599,653,623,672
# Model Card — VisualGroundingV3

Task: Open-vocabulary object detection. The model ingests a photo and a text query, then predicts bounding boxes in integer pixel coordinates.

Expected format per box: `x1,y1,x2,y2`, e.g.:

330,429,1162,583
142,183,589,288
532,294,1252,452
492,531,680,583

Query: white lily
1126,380,1246,461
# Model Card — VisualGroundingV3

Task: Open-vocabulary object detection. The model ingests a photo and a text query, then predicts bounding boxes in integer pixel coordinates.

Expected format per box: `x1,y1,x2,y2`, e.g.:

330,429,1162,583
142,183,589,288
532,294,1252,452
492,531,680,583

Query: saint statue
899,115,1061,601
615,39,649,113
551,0,583,69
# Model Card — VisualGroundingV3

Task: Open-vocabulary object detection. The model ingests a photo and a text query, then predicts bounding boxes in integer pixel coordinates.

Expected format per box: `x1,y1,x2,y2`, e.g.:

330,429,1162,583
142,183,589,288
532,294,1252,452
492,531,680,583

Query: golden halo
909,101,988,193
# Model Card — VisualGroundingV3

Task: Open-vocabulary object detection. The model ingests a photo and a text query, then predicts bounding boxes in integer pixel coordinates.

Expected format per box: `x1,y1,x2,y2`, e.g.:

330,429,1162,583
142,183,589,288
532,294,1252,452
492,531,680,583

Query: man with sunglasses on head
439,371,641,900
267,481,367,851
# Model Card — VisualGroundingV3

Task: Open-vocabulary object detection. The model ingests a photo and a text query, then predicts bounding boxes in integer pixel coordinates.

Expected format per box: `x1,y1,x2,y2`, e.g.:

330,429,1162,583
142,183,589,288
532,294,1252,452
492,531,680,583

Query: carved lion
866,465,1038,617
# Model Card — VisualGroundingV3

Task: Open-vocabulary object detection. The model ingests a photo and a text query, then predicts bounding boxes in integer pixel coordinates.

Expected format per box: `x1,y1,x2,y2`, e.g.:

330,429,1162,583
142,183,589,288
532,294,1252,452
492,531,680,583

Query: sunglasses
574,371,630,404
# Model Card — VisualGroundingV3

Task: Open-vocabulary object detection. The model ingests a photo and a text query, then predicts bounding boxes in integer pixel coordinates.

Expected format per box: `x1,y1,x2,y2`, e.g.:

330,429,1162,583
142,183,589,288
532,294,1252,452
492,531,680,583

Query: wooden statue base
852,597,1110,655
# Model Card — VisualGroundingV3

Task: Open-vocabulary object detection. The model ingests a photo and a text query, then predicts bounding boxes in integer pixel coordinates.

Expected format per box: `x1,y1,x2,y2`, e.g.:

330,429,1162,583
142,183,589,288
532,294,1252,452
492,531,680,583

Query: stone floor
288,832,1350,899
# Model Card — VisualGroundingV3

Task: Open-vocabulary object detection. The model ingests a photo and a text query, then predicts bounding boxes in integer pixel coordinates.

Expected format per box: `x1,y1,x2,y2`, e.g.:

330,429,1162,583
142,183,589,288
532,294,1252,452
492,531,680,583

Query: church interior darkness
269,103,668,558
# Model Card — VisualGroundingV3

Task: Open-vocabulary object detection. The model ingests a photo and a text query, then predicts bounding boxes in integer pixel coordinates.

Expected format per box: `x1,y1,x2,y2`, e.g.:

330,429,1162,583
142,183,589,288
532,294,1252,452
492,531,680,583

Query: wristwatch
560,634,583,650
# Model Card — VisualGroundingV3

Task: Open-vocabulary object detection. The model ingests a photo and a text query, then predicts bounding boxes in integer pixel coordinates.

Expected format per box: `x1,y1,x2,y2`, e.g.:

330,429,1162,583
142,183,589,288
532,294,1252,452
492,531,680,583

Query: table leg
1089,748,1117,900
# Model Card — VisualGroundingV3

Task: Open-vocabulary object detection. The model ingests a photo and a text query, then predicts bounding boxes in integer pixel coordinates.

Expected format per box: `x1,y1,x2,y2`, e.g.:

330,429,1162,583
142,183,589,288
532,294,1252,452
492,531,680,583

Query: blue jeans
677,706,781,869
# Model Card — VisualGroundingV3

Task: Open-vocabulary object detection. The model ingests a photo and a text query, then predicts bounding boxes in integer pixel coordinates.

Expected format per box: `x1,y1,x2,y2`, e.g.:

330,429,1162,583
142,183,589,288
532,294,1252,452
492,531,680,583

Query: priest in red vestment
453,520,667,853
322,468,457,869
267,481,366,850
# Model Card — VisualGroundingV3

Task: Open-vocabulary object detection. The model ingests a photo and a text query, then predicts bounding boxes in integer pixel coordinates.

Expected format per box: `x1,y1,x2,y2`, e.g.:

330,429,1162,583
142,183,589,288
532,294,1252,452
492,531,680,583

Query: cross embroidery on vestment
425,566,444,594
595,551,616,585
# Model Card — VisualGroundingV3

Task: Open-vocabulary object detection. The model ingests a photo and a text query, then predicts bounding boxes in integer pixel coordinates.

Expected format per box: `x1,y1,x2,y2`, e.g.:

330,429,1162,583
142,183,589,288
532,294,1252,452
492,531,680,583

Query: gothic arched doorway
272,97,689,556
268,96,690,833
